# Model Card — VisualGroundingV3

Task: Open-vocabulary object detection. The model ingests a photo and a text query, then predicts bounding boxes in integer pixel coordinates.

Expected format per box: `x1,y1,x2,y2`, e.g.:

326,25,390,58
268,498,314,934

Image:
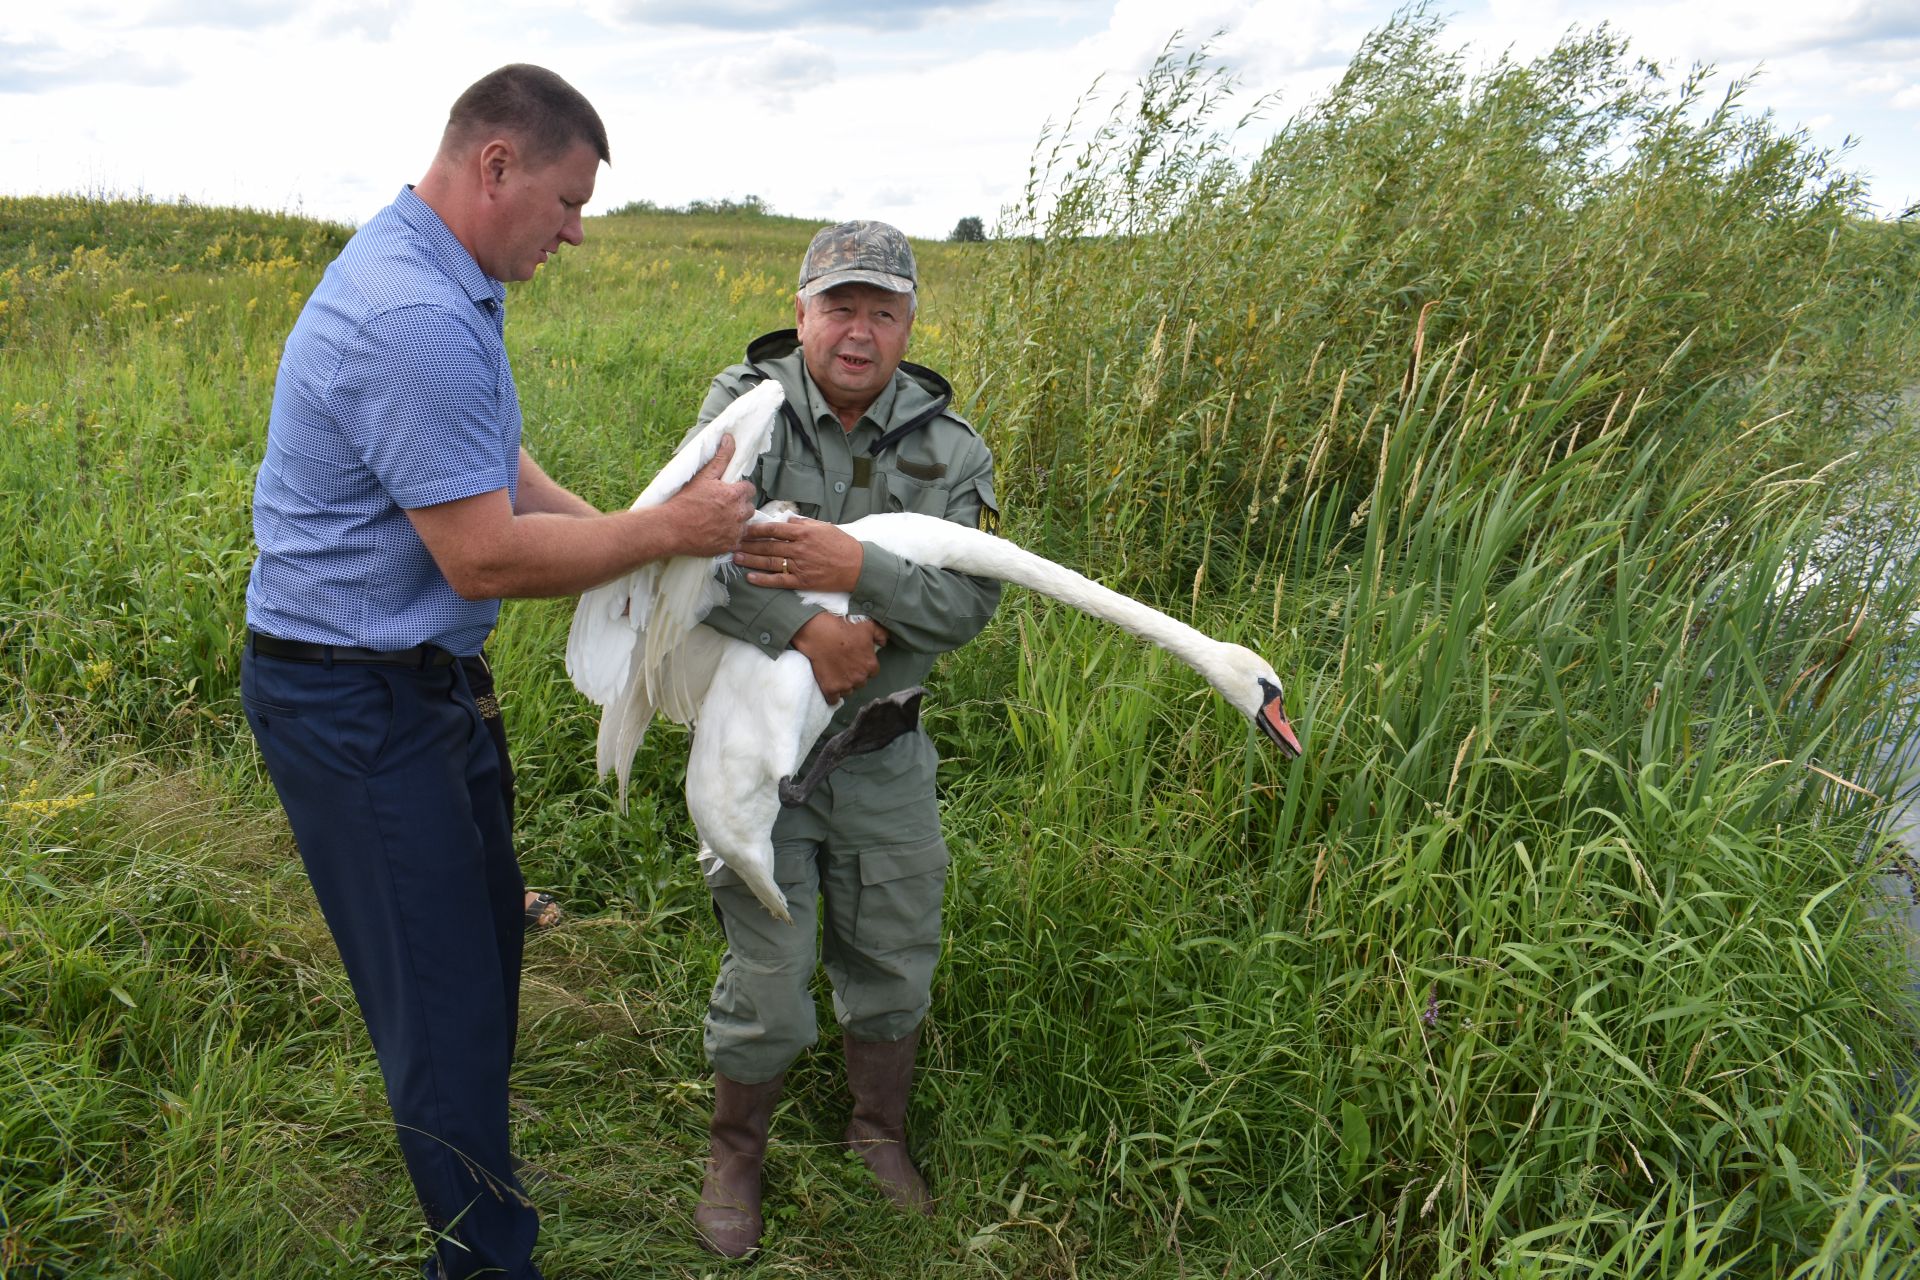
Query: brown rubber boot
842,1030,933,1213
694,1071,785,1256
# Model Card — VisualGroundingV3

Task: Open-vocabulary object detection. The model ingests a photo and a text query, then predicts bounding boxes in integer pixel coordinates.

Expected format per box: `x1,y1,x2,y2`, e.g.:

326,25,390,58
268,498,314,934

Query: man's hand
792,613,889,703
660,436,757,557
736,516,864,591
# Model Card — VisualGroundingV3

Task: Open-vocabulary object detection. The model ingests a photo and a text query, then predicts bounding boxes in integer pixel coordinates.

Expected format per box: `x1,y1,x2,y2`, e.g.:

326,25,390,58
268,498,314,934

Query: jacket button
833,480,847,493
759,632,772,645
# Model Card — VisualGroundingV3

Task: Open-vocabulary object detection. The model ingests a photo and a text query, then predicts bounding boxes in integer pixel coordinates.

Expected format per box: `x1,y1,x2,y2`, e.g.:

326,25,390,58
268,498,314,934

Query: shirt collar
394,185,507,310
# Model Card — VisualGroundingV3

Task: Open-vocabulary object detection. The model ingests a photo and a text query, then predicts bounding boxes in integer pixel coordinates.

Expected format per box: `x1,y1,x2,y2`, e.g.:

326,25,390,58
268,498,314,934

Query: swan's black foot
777,687,927,807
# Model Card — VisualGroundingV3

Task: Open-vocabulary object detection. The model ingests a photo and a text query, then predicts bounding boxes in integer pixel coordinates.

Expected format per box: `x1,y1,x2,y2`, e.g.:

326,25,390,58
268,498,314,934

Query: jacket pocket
881,469,952,516
764,456,828,519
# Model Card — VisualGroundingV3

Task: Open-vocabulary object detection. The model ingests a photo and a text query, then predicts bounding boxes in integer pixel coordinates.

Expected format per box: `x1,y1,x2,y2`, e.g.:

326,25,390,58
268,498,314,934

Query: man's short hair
444,64,610,167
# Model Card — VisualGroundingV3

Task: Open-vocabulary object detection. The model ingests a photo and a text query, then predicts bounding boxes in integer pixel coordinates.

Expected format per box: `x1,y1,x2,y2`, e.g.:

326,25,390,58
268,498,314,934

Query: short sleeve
328,303,512,510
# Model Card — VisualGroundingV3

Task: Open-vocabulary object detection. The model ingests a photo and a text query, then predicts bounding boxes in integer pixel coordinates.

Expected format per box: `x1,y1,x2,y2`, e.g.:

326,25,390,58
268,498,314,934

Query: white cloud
687,34,834,111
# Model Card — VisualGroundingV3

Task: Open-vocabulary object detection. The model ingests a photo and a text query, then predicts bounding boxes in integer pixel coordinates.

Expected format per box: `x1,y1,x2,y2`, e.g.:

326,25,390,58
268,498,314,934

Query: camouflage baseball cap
797,220,916,299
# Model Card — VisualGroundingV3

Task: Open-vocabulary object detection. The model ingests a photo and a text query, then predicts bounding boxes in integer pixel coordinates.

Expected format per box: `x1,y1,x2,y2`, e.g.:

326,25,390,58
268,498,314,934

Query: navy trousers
242,646,539,1280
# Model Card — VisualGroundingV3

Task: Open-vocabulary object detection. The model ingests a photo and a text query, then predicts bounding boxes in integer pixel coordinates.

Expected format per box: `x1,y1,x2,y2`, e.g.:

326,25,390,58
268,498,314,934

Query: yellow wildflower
4,779,95,817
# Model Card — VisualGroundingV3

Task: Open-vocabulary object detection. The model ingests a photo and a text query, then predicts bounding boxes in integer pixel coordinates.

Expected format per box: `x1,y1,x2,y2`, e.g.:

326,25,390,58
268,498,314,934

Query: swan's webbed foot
777,686,927,807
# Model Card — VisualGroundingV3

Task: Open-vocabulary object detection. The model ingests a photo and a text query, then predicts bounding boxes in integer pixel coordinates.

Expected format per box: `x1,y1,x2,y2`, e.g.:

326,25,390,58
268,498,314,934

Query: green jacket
687,331,1002,735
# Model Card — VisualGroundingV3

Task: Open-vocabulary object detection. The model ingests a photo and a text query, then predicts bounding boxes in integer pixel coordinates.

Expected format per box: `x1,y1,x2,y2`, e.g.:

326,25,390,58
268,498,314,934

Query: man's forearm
452,504,708,600
409,441,753,602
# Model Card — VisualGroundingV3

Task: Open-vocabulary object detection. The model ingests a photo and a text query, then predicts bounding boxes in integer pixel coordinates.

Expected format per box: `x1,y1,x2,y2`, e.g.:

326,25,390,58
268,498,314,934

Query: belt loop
322,645,334,670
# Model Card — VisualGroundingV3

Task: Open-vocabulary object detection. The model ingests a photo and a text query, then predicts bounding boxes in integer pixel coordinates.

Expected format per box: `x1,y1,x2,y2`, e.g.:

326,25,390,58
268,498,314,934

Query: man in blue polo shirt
241,65,753,1280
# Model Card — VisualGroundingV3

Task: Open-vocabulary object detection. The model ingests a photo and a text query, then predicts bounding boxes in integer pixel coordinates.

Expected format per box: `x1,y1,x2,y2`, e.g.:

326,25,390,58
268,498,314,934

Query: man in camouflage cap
682,220,1002,1256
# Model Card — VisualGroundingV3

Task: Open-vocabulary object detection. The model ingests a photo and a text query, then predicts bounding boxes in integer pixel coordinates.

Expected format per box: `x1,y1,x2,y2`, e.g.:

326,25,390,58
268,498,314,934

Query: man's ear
479,138,514,195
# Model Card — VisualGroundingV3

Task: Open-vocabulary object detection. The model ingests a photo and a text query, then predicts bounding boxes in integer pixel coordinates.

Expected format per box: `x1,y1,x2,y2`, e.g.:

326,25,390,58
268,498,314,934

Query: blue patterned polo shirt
245,186,521,655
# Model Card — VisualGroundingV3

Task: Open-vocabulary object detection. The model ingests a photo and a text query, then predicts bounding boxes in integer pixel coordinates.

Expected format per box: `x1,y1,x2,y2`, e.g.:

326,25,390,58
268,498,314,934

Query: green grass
4,11,1920,1277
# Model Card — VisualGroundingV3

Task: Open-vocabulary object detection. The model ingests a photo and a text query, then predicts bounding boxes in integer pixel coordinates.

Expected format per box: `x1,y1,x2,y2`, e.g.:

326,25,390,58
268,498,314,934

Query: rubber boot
694,1071,784,1256
842,1030,933,1213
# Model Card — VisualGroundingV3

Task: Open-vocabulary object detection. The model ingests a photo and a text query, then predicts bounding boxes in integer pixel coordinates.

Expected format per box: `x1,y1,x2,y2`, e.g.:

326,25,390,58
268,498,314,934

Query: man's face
481,137,600,282
794,283,915,420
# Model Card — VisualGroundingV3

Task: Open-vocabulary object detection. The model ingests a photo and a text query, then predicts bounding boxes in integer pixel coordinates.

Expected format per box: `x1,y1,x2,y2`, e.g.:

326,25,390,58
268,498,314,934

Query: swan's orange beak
1258,689,1302,758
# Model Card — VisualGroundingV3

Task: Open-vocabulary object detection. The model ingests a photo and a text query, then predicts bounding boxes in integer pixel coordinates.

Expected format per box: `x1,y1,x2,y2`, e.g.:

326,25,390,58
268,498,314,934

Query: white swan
569,417,1303,923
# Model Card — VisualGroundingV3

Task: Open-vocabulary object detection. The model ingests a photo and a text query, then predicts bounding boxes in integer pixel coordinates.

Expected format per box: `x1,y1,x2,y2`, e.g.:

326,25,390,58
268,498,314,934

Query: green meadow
6,16,1920,1278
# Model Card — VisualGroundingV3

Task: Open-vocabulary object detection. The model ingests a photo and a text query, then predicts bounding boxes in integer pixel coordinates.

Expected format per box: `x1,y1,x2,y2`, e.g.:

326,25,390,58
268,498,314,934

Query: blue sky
2,1,1915,237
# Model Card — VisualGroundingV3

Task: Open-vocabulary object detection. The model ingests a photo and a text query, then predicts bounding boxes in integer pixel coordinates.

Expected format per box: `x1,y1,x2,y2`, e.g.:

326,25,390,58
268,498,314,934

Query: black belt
247,630,456,668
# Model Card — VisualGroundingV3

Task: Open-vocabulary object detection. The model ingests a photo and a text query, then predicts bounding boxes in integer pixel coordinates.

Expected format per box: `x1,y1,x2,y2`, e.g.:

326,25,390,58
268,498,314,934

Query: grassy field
6,15,1920,1278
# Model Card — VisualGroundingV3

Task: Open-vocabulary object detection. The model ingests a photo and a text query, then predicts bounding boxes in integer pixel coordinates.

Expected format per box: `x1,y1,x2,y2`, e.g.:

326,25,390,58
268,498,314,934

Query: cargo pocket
852,838,948,954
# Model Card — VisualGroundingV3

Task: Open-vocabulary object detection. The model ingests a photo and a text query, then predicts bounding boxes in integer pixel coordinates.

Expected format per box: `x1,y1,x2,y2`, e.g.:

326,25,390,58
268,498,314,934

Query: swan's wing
642,557,731,700
629,381,788,700
592,602,741,807
598,629,738,806
653,627,729,727
567,563,652,708
565,380,787,710
627,378,786,509
697,840,791,924
599,679,653,809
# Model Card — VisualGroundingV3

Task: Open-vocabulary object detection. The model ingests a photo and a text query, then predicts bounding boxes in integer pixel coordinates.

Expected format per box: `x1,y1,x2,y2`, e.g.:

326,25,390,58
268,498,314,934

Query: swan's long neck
841,513,1231,687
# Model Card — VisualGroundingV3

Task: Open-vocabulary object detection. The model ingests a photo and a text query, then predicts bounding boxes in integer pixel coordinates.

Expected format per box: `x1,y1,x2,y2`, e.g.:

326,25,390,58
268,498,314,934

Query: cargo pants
703,729,948,1083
